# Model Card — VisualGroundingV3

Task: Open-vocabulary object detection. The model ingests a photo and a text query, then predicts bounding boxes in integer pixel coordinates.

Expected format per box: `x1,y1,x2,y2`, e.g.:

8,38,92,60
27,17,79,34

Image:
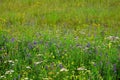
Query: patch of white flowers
106,36,119,42
5,69,14,75
0,75,6,79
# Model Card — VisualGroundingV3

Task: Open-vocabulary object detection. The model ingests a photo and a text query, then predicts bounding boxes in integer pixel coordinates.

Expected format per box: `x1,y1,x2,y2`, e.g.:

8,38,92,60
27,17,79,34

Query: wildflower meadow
0,0,120,80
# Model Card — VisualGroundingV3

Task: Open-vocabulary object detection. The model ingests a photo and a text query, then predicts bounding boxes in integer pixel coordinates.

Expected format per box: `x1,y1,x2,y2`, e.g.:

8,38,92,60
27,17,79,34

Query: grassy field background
0,0,120,80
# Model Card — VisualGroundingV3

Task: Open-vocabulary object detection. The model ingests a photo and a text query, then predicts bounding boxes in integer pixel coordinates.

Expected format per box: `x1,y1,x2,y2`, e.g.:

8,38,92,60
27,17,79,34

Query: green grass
0,0,120,80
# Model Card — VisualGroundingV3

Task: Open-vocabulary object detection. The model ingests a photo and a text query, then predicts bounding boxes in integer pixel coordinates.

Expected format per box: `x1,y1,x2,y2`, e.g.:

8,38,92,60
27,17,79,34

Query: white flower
26,66,31,69
91,62,95,65
4,61,7,63
5,70,14,74
34,61,43,65
106,36,119,42
8,60,14,64
0,75,6,78
60,68,68,72
12,64,15,66
10,70,14,72
77,67,87,71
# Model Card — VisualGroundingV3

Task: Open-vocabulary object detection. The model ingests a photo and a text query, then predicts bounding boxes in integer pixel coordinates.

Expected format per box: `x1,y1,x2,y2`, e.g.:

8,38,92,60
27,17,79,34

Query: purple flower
76,44,82,48
34,41,37,45
86,43,91,48
11,38,15,42
59,63,64,69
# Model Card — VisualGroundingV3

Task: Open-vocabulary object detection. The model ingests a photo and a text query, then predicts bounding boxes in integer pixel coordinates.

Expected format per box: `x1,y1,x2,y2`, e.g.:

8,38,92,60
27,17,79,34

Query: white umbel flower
5,70,14,74
60,68,68,72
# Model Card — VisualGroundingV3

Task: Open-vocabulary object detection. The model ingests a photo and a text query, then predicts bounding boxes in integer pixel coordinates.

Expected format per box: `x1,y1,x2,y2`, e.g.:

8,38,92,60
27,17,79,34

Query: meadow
0,0,120,80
